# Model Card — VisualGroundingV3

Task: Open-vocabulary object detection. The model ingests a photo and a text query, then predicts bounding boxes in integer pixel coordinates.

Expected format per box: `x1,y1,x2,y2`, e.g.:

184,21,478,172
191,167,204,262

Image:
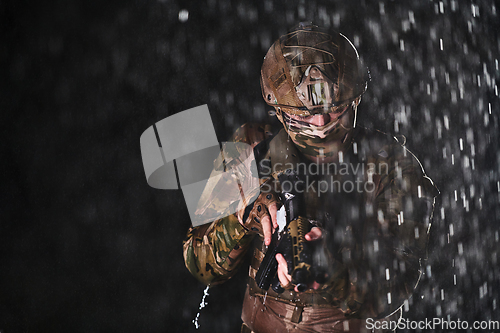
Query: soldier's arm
182,123,275,286
345,143,438,318
183,215,256,285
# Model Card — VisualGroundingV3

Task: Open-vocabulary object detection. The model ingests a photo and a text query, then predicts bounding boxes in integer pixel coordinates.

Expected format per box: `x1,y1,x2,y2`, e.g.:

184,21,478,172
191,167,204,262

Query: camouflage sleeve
182,123,275,286
183,214,256,285
344,142,438,318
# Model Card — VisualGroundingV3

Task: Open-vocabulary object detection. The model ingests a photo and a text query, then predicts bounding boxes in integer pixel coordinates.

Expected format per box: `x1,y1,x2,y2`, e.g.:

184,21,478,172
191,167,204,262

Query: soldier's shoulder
231,122,276,147
355,127,439,195
354,127,422,168
353,127,403,156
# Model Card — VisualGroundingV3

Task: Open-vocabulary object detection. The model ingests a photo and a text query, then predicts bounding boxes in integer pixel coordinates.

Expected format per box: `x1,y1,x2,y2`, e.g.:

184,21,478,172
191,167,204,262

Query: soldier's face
276,102,358,162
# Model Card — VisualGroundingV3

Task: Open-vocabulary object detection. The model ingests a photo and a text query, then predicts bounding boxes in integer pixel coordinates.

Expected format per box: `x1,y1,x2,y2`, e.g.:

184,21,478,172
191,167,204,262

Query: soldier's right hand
237,192,279,246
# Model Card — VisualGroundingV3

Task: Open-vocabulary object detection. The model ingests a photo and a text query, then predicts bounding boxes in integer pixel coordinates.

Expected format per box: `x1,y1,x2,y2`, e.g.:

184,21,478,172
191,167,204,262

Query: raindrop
379,2,385,15
451,0,457,11
451,90,457,103
192,285,210,329
409,11,415,23
472,4,478,17
178,9,189,22
377,210,384,223
484,113,489,126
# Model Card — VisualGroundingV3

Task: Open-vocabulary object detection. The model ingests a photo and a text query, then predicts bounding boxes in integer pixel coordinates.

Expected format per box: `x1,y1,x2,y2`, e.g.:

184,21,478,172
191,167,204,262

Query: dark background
1,0,499,332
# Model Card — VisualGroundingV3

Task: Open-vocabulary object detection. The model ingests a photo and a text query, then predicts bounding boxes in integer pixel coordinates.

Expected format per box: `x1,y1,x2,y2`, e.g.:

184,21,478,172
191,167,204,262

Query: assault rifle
255,169,317,292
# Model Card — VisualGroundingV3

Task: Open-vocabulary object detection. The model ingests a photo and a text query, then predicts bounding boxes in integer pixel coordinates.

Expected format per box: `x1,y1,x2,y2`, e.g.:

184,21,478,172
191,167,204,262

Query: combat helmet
260,22,368,116
260,23,369,160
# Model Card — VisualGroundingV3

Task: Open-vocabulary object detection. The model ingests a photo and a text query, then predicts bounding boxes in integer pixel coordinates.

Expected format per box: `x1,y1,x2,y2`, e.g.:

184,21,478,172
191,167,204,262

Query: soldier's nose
309,114,331,126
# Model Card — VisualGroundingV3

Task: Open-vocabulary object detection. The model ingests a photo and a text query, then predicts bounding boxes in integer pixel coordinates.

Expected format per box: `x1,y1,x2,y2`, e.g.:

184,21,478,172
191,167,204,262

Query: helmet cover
261,23,368,116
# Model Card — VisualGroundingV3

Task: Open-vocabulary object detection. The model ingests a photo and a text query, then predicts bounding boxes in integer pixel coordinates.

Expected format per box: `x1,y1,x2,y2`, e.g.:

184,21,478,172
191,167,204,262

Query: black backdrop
2,0,499,332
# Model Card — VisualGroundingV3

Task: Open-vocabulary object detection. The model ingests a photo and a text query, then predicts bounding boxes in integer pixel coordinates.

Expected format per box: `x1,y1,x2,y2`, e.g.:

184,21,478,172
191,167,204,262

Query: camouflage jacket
183,123,438,318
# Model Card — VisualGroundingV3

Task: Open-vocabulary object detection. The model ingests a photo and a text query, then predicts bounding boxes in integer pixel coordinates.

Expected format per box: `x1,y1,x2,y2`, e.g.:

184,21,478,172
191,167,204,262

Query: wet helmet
261,22,368,116
260,23,369,160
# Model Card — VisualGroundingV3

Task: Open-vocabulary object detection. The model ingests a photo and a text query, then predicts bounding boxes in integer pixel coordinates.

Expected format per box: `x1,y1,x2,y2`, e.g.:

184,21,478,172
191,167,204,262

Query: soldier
183,23,438,332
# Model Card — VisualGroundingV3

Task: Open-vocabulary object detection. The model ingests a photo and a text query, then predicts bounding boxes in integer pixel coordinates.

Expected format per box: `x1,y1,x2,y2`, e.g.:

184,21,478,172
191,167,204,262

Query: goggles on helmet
271,64,362,117
296,66,336,110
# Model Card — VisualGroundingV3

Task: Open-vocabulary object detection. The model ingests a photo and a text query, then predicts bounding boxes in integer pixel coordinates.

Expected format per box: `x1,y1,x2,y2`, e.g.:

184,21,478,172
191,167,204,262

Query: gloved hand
275,226,324,292
237,191,280,246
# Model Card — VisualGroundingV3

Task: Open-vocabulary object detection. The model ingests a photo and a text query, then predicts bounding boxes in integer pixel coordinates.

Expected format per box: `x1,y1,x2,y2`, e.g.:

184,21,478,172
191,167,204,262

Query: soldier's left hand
275,227,323,292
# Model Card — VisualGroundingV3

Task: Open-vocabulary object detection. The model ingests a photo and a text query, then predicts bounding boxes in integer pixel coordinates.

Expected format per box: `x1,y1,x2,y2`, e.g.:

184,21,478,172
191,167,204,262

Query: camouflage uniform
183,122,438,332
